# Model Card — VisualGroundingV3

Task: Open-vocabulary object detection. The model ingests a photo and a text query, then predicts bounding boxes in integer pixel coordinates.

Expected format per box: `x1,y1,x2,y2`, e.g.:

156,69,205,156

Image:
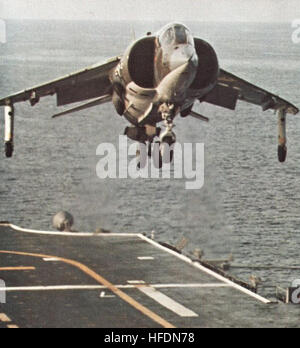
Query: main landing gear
4,104,14,158
155,103,177,168
277,108,287,163
136,140,176,170
128,103,177,169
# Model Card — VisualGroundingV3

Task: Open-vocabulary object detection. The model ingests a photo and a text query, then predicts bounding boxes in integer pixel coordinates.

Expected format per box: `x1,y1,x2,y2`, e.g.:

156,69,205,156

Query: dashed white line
138,257,155,261
100,291,116,298
127,280,146,285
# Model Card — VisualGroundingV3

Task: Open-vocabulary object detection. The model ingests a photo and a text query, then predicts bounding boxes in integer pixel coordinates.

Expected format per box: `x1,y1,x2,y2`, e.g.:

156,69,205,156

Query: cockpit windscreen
159,25,194,46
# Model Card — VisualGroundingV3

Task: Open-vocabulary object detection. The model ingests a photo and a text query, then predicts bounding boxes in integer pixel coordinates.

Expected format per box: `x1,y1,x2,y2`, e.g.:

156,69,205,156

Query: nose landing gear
137,139,176,170
151,103,177,168
130,103,178,169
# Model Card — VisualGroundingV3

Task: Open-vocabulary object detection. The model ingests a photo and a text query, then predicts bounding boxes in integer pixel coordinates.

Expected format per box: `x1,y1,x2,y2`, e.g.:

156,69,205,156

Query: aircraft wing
203,69,299,115
0,56,120,108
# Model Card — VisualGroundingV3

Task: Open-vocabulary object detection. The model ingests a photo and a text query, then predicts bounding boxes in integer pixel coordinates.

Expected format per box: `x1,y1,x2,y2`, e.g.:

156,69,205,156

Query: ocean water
0,20,300,323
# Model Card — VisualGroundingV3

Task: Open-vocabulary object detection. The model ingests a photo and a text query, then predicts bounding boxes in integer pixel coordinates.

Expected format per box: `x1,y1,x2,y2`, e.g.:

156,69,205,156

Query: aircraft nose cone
170,45,198,71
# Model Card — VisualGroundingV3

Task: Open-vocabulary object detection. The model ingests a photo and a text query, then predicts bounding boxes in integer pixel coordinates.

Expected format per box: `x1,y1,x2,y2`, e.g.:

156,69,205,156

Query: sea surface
0,20,300,326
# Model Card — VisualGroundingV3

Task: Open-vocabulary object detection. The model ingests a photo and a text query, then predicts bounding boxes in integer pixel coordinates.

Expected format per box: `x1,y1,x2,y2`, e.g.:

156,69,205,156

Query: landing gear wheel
136,143,148,169
5,142,13,158
152,141,163,169
151,141,175,168
160,141,174,164
278,145,287,163
147,141,153,158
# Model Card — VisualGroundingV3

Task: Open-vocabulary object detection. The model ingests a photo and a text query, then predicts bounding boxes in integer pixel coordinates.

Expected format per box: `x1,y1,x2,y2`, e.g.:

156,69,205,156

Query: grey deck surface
0,224,286,328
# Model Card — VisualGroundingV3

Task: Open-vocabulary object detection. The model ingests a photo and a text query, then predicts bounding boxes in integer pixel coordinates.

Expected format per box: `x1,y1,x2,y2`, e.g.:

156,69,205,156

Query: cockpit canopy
159,24,194,47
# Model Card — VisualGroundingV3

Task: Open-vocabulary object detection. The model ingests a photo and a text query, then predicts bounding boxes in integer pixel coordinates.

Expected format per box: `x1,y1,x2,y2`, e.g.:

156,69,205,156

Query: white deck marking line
0,283,229,292
137,285,198,318
0,313,11,322
127,280,146,284
138,234,272,304
43,258,60,262
154,283,230,289
6,223,139,237
138,257,155,260
0,285,108,291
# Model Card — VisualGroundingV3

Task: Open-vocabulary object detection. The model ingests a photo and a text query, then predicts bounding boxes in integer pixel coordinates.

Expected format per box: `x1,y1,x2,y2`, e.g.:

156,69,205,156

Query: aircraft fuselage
110,23,219,142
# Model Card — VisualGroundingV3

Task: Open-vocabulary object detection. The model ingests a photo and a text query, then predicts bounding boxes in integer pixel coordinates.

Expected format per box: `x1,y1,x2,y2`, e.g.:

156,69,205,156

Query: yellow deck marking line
0,314,18,328
0,267,35,271
0,250,175,329
0,313,11,322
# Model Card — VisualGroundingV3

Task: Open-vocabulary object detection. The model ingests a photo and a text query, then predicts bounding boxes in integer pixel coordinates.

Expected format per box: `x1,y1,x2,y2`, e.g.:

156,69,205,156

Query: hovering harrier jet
1,23,298,165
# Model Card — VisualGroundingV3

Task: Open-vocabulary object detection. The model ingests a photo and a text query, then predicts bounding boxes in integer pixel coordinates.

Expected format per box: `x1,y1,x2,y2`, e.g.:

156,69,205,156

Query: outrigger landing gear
5,142,13,158
278,108,287,163
4,104,14,158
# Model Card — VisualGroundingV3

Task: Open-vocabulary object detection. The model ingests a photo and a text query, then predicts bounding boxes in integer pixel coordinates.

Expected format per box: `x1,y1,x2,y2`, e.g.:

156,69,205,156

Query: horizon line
1,18,294,24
